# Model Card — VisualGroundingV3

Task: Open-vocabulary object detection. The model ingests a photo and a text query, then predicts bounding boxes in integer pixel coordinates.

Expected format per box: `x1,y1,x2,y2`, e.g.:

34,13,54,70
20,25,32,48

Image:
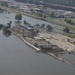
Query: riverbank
39,32,75,52
0,5,75,33
10,29,40,51
10,24,75,53
0,26,75,75
9,29,75,67
9,27,64,53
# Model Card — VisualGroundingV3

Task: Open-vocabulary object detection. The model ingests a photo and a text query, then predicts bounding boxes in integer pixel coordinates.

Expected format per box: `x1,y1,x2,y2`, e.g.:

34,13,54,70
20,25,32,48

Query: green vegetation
1,4,75,38
41,24,45,28
15,0,75,6
49,12,55,17
24,20,29,25
15,0,75,12
24,20,27,24
46,25,53,32
0,24,4,30
63,33,75,38
24,20,31,26
3,27,11,37
64,19,75,25
15,14,22,22
63,27,70,33
36,24,40,27
0,8,4,13
2,22,12,37
0,22,12,37
9,21,12,25
6,21,12,28
0,2,8,7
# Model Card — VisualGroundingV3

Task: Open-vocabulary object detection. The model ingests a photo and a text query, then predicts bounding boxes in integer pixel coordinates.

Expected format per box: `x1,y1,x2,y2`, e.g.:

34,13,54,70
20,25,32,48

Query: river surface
0,12,75,75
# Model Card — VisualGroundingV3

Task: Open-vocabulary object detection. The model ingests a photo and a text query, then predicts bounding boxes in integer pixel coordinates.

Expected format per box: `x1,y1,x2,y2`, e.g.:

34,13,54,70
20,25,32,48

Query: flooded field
0,12,75,75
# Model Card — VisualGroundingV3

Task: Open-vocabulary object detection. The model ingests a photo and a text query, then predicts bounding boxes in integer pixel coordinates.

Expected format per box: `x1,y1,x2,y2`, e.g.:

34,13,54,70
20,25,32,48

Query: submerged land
0,1,75,75
0,0,75,37
0,0,75,54
0,0,75,67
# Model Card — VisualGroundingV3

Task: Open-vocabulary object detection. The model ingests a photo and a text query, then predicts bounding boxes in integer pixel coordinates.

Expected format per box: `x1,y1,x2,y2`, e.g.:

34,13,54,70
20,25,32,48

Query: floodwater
0,12,75,75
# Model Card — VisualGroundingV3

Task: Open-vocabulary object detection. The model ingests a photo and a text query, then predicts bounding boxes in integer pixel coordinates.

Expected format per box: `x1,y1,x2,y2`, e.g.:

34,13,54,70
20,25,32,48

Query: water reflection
15,21,22,25
0,10,75,75
0,25,75,67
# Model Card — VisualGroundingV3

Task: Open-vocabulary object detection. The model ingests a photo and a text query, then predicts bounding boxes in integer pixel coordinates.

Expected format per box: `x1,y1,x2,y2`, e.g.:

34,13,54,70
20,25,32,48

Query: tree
15,14,22,22
41,24,45,28
24,20,27,24
6,21,12,28
38,13,43,17
46,25,53,32
0,24,4,30
63,27,70,33
7,23,11,28
24,20,31,27
3,27,11,37
64,19,75,25
15,0,75,8
50,12,55,17
9,21,12,25
0,2,9,7
36,24,40,27
43,15,46,18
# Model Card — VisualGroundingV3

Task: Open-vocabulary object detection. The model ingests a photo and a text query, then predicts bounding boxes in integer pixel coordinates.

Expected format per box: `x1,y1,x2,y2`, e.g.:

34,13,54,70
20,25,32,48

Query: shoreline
10,29,40,51
10,29,75,67
20,36,40,51
1,5,75,32
10,28,74,53
0,5,75,38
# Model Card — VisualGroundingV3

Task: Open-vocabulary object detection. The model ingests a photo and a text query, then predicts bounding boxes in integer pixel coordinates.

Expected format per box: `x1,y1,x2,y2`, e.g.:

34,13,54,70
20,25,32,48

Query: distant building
19,5,31,13
63,11,75,18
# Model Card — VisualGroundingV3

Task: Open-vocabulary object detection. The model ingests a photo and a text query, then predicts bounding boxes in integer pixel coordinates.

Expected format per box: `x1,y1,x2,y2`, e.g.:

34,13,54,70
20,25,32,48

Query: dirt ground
38,32,75,52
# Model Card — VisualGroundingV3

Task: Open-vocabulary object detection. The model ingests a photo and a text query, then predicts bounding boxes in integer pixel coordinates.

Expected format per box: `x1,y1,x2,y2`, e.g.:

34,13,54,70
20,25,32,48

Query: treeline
48,5,75,12
0,1,8,7
15,0,75,6
15,0,39,4
64,19,75,25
